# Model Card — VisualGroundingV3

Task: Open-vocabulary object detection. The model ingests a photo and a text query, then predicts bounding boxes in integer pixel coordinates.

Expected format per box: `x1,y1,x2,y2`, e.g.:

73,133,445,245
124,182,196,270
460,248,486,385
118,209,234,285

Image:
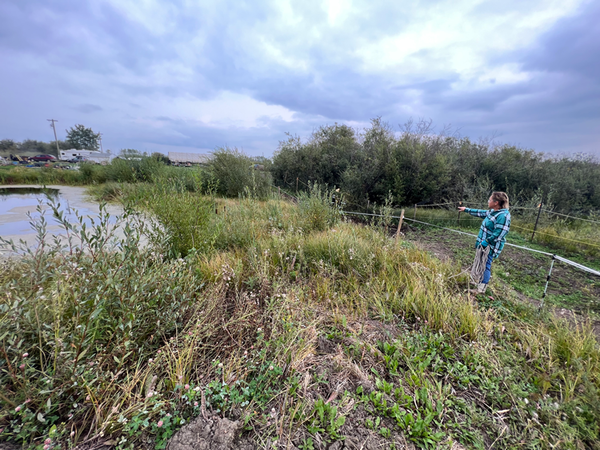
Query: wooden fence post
395,209,405,244
531,202,543,241
414,204,417,220
457,201,462,225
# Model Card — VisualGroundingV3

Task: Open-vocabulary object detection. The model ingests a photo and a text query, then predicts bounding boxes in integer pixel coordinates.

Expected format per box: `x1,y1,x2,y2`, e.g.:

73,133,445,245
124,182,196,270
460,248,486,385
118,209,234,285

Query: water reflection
0,187,115,236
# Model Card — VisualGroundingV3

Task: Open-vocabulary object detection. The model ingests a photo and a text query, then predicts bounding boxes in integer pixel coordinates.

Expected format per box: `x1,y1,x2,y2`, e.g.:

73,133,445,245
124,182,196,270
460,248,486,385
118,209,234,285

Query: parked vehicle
66,156,89,163
29,154,56,162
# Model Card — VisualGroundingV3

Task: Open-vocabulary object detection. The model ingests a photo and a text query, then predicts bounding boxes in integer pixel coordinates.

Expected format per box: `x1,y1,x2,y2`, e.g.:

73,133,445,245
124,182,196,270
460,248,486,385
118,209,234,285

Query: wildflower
269,365,274,371
194,401,199,406
22,353,29,358
157,420,163,428
15,406,21,412
218,363,223,368
19,364,25,369
194,386,201,391
24,399,31,403
43,446,49,450
166,413,171,417
70,431,75,437
45,439,52,445
184,384,190,390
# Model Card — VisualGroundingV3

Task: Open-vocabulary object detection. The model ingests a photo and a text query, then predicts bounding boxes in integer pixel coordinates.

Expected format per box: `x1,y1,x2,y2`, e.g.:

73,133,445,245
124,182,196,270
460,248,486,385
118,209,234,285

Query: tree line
271,119,600,214
0,125,102,157
3,119,598,214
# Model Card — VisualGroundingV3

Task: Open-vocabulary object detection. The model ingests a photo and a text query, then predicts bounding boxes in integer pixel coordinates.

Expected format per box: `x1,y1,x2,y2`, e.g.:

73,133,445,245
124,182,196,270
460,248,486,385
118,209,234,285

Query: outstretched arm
460,207,488,218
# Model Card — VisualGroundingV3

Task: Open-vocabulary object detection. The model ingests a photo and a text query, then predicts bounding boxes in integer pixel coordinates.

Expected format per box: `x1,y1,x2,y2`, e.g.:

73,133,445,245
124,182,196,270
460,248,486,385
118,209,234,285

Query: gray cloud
0,0,598,157
74,104,103,113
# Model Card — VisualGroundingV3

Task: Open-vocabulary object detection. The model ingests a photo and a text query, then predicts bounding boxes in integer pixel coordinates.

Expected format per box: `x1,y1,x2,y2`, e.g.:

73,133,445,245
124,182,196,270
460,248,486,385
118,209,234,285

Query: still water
0,186,124,254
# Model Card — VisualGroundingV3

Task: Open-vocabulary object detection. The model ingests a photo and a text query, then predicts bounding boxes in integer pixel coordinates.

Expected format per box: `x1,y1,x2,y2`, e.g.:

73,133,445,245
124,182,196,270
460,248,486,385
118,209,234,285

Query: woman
458,192,511,294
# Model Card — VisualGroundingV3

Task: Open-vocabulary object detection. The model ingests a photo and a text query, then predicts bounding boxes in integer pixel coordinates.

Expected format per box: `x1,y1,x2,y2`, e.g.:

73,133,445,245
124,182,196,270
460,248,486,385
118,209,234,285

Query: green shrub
208,147,272,198
296,183,343,232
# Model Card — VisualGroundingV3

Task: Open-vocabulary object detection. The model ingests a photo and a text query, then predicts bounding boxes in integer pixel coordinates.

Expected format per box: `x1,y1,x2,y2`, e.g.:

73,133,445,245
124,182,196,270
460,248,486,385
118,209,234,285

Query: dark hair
491,191,509,209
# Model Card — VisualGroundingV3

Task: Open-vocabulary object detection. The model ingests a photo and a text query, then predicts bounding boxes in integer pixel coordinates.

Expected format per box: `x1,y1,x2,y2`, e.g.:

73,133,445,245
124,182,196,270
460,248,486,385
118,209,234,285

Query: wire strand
341,210,600,277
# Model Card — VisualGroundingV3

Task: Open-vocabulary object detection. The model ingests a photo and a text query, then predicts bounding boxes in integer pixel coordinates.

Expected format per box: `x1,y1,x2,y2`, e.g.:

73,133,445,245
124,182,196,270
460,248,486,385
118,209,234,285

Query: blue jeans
482,251,494,284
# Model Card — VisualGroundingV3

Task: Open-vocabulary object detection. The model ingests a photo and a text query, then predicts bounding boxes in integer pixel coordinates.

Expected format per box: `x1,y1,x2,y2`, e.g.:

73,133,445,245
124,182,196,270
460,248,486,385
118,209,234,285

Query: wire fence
413,201,600,225
341,210,600,279
277,180,600,225
274,182,600,251
270,186,599,307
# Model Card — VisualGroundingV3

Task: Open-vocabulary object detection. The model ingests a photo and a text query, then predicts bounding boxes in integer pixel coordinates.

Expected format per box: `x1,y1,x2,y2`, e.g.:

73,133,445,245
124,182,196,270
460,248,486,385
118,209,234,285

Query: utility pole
47,119,60,156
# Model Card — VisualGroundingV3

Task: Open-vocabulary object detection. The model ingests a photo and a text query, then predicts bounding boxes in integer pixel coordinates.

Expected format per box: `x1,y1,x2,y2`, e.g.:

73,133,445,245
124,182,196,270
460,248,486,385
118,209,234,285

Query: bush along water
1,186,599,449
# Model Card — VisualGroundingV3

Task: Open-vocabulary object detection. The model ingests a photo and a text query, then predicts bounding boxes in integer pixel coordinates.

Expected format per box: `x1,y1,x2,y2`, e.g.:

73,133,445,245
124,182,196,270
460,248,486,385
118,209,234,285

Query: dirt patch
167,416,253,450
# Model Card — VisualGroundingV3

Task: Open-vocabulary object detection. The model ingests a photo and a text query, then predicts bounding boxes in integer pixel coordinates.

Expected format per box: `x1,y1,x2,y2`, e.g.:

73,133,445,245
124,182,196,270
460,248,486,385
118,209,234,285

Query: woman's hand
458,206,466,212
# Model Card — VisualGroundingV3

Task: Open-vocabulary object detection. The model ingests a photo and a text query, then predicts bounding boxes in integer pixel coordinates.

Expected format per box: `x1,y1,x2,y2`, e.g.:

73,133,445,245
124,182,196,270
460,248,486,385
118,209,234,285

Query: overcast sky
1,0,598,157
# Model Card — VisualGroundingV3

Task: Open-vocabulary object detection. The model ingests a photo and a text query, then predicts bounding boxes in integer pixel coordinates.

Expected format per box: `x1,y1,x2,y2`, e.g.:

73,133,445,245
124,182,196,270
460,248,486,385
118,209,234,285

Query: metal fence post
540,255,556,309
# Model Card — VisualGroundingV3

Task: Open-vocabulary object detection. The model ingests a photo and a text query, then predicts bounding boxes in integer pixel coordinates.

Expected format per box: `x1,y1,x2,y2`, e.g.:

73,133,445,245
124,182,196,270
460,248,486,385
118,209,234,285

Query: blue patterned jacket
464,208,511,259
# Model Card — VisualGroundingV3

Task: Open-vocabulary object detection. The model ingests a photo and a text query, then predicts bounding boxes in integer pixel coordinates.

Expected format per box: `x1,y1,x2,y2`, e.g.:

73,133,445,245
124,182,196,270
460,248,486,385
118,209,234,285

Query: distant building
168,152,211,165
59,149,112,164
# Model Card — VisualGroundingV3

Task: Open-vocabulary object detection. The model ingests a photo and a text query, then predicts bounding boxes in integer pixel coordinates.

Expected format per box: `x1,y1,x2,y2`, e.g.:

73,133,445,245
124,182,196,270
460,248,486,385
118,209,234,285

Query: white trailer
59,149,112,164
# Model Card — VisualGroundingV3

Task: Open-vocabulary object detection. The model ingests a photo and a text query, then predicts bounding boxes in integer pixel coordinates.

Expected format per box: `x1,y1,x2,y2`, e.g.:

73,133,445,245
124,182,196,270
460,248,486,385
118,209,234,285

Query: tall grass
1,185,599,449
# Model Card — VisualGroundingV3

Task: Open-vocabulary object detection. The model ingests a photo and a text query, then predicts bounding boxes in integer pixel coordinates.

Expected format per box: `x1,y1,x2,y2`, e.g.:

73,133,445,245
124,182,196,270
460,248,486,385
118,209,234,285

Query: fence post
395,209,405,244
457,201,462,226
540,255,556,309
414,204,417,220
296,177,298,194
531,202,543,242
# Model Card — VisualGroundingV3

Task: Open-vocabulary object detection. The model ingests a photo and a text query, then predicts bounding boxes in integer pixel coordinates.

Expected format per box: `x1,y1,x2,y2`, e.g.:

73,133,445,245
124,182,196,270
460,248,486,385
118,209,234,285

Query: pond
0,185,124,254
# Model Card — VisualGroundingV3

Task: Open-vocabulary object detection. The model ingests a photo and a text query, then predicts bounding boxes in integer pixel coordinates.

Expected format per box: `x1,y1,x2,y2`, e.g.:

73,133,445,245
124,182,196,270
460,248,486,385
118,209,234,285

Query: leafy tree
0,139,18,153
151,152,171,165
66,124,100,150
272,124,360,191
18,139,57,156
208,147,272,198
119,149,144,160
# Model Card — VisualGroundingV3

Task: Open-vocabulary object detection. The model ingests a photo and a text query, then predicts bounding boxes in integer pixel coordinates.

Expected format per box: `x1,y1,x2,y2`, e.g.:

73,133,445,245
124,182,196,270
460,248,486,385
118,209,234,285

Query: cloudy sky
1,0,598,157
